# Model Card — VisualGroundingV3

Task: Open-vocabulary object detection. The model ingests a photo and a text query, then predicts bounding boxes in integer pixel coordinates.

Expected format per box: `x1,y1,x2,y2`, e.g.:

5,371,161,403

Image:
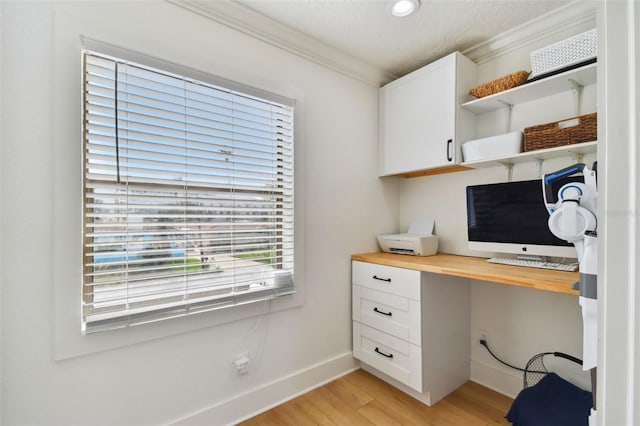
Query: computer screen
466,179,577,259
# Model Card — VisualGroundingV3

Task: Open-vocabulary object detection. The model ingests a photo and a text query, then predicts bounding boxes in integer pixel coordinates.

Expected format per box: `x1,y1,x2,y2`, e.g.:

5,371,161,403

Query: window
82,50,295,333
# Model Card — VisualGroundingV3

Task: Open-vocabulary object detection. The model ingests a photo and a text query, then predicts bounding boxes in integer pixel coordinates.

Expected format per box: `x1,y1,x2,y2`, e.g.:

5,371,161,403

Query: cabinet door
380,54,456,176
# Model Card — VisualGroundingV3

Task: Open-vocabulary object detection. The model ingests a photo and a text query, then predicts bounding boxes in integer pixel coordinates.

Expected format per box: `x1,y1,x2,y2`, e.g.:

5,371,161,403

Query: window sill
55,277,302,360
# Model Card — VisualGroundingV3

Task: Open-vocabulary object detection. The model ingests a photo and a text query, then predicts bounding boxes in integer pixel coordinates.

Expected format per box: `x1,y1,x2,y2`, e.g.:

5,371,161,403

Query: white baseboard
170,354,520,425
170,351,359,426
470,359,523,399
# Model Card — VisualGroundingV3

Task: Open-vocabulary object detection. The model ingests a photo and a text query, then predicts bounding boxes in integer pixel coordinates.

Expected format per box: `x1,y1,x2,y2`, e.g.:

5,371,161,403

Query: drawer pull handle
374,347,394,359
372,275,391,282
373,307,392,317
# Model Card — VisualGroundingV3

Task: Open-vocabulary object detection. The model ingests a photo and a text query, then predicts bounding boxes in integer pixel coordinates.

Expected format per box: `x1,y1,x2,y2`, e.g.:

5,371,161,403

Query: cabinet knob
446,139,453,162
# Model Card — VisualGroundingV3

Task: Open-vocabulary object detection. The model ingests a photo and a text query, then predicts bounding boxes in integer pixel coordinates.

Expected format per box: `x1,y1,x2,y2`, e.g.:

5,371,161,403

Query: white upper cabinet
378,52,477,177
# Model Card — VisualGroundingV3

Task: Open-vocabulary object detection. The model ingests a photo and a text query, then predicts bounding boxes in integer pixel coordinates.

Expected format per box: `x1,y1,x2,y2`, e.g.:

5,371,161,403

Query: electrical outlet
478,329,490,344
234,351,250,375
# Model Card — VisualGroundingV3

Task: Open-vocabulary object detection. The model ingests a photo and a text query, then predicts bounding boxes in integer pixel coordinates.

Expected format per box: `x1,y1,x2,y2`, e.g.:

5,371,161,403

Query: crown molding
167,0,596,87
167,0,396,87
463,1,597,65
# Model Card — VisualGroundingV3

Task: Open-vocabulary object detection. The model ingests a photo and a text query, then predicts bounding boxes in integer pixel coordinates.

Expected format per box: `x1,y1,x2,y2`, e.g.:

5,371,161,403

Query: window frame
80,40,297,334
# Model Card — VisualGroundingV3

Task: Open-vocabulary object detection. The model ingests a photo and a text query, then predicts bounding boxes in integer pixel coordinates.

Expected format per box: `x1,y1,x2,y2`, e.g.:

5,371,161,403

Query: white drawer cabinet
351,260,470,406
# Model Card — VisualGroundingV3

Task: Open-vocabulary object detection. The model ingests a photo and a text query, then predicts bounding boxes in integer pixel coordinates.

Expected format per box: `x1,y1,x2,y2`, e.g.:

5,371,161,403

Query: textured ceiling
234,0,572,77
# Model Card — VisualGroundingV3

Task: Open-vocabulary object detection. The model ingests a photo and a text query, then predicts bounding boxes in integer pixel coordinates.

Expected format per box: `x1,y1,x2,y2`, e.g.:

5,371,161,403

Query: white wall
397,20,597,397
0,1,396,424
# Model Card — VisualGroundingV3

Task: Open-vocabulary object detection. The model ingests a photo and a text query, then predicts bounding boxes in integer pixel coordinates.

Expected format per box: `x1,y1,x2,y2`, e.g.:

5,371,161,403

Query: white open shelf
461,140,597,169
461,63,597,114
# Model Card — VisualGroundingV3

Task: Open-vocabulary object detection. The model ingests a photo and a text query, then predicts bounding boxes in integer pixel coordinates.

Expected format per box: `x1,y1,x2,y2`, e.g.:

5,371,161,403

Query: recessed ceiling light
391,0,420,17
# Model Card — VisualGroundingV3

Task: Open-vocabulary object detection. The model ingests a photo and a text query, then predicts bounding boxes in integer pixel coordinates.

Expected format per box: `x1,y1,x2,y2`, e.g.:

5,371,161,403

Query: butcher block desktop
351,252,579,296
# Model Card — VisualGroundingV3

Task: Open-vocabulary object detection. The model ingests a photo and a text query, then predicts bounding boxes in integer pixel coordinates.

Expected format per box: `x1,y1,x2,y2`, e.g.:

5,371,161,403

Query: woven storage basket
469,70,530,98
523,113,597,152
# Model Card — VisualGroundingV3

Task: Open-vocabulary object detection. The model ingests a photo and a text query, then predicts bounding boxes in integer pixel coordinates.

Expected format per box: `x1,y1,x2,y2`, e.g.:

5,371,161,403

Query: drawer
352,285,421,345
353,322,422,392
352,261,421,300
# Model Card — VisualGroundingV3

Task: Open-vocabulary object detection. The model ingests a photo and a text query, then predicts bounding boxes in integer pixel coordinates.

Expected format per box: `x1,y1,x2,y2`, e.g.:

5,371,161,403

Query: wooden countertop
351,252,579,296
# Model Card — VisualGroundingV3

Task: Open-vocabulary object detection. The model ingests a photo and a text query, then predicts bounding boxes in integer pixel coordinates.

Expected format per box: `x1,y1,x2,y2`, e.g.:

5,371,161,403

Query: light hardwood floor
238,369,513,425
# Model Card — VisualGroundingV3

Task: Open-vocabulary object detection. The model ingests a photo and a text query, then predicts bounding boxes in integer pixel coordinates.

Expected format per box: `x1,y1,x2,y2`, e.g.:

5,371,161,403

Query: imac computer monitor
466,179,578,259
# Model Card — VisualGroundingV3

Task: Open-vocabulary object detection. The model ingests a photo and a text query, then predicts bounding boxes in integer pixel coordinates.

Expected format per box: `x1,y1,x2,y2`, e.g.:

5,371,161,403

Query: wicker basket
469,70,530,98
523,113,597,152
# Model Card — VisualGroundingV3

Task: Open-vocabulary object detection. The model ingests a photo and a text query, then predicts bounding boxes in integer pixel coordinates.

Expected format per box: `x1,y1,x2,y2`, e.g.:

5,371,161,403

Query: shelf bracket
536,159,544,179
570,150,585,163
569,79,584,116
498,100,514,133
499,162,514,181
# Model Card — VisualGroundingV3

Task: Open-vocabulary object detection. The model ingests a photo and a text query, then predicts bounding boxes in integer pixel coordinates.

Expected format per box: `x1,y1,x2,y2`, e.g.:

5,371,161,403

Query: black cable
480,339,546,374
553,351,583,366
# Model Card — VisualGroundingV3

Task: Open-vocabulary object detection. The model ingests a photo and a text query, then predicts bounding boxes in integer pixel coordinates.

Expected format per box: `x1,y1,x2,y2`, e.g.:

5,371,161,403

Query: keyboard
487,257,578,272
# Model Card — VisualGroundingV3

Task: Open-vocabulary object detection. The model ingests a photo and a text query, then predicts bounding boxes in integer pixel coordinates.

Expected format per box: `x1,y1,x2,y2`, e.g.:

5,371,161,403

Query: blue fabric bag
506,372,592,426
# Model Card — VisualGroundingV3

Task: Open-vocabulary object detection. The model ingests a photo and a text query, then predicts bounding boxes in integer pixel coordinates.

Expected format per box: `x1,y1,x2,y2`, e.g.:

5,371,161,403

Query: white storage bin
462,131,523,162
529,29,597,78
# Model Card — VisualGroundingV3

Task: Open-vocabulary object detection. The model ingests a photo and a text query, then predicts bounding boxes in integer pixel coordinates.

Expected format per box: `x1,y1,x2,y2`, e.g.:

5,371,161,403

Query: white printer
377,219,439,256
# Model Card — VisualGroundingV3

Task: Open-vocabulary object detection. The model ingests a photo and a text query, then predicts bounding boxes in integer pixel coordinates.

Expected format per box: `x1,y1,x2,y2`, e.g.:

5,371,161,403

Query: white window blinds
82,51,295,333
